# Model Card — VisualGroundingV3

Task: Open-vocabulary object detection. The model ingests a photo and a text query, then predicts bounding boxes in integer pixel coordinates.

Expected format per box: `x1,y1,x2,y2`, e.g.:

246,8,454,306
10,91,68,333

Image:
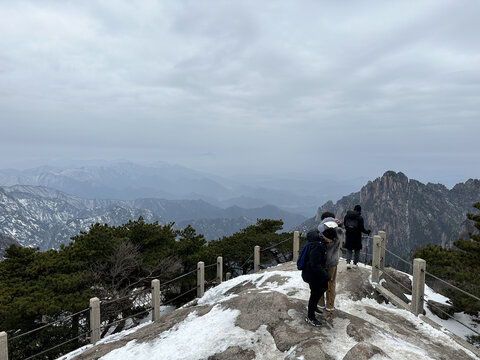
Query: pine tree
414,202,480,344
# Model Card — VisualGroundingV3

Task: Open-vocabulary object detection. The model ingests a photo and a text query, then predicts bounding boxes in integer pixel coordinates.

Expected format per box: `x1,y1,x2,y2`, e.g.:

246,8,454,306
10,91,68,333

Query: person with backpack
343,204,371,269
317,212,342,313
300,222,337,326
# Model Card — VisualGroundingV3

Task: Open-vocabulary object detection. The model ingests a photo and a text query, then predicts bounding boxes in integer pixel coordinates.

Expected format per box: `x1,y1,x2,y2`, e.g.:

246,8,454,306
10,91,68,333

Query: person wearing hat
301,221,338,326
343,204,371,269
318,212,342,313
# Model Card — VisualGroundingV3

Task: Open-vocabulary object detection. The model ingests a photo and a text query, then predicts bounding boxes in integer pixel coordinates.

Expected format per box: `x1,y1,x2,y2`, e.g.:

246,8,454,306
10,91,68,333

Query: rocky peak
302,171,480,263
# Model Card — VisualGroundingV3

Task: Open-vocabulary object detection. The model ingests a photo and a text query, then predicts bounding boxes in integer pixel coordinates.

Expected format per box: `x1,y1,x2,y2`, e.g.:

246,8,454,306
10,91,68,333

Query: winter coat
301,230,331,285
343,210,370,251
317,217,342,267
325,228,343,267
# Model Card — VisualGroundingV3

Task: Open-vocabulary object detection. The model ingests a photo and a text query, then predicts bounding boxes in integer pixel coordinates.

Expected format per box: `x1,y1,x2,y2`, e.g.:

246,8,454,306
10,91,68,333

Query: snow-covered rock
59,260,479,360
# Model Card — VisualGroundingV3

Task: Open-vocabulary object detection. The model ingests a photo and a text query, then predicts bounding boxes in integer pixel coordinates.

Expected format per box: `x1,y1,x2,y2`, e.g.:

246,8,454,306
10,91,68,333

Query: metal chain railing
22,330,91,360
378,243,413,274
100,286,152,336
423,292,480,337
102,288,150,306
373,241,480,349
260,237,291,252
6,234,295,359
378,265,413,295
7,308,90,360
161,268,197,288
239,254,253,271
8,307,90,341
425,271,480,303
162,287,198,306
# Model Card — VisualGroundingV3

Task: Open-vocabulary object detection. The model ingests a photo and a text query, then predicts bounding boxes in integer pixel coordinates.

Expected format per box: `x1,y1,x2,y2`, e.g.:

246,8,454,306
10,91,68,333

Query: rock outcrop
65,261,478,360
298,171,480,263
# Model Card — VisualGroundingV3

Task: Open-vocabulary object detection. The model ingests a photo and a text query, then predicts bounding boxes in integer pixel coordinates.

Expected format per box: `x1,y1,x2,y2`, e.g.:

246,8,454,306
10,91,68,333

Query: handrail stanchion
293,231,300,262
254,246,260,273
372,235,382,283
0,331,8,360
216,257,223,285
89,297,101,344
152,279,161,322
411,258,426,316
378,231,386,270
197,261,205,298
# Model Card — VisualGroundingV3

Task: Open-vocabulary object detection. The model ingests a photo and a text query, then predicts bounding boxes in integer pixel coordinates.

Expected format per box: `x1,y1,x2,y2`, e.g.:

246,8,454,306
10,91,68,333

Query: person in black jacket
301,225,337,326
343,205,371,269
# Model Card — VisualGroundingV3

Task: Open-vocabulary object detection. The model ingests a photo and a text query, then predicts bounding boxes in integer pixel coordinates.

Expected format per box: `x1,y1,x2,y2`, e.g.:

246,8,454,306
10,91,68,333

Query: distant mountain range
0,185,305,251
296,171,480,264
3,163,479,262
0,161,365,217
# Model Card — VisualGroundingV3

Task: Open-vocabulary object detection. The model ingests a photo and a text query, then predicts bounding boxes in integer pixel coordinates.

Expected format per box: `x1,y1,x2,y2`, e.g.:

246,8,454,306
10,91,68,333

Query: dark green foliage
0,245,90,359
414,203,480,316
0,216,296,358
206,219,292,275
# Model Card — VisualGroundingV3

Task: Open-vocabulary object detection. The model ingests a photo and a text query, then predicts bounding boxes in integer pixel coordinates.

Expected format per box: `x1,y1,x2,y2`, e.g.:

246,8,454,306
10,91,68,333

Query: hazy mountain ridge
0,161,363,217
0,186,160,250
297,171,480,261
0,185,305,251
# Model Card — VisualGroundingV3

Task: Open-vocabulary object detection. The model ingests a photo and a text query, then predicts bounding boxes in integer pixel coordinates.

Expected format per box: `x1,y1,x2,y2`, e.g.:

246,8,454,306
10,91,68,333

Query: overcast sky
1,0,479,187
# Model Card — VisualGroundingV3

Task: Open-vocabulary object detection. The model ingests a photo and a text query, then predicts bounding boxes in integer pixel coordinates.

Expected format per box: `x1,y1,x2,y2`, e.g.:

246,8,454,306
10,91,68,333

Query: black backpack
345,216,359,231
297,243,310,270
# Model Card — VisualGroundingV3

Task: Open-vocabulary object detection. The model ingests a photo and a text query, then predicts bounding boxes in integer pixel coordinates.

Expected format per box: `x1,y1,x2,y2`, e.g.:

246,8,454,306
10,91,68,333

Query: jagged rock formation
65,261,478,360
298,171,480,261
0,186,160,250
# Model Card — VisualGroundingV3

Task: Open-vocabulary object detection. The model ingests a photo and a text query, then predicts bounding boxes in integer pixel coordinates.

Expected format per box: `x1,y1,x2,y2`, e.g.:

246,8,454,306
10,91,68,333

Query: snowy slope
59,260,479,360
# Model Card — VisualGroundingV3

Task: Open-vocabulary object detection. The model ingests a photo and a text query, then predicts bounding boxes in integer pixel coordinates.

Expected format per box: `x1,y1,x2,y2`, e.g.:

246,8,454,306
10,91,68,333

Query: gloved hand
366,229,372,235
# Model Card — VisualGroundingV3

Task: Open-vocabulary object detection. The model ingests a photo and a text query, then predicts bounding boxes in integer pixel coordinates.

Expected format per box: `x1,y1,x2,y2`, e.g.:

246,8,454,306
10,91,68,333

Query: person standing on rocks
344,205,371,269
317,212,342,313
301,222,337,326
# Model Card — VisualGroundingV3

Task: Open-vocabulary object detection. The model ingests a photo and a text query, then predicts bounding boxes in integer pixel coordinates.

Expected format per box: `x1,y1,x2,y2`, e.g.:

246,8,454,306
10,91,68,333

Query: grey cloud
0,0,479,185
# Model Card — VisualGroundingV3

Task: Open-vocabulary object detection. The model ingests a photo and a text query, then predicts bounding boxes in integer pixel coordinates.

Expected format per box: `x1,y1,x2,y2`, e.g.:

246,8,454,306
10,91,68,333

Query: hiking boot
325,307,336,313
305,316,322,327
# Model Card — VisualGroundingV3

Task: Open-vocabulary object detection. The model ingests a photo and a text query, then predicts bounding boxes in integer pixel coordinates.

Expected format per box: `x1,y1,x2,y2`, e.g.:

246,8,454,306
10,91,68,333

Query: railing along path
2,229,480,359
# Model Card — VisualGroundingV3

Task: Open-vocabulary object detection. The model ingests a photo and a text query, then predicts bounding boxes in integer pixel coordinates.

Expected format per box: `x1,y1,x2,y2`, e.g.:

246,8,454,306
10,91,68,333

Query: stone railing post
378,231,386,270
217,256,223,285
0,331,8,360
197,261,205,298
89,297,101,344
226,272,231,281
372,235,382,283
293,231,300,262
254,246,260,273
151,279,161,322
411,258,426,316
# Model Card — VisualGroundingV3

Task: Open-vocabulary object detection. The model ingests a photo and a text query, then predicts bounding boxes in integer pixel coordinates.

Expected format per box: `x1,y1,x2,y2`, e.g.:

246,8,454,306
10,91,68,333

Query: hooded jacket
301,229,331,285
343,209,369,250
317,217,342,267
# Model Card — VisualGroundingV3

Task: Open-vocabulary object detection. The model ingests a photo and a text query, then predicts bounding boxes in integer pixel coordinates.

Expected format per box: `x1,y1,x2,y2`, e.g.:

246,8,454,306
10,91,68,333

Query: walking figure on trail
317,212,342,315
344,205,371,269
301,222,338,327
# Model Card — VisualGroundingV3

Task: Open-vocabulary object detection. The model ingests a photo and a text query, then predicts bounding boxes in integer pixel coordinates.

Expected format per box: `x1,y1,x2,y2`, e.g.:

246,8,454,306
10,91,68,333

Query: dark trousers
308,281,328,318
346,249,360,265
